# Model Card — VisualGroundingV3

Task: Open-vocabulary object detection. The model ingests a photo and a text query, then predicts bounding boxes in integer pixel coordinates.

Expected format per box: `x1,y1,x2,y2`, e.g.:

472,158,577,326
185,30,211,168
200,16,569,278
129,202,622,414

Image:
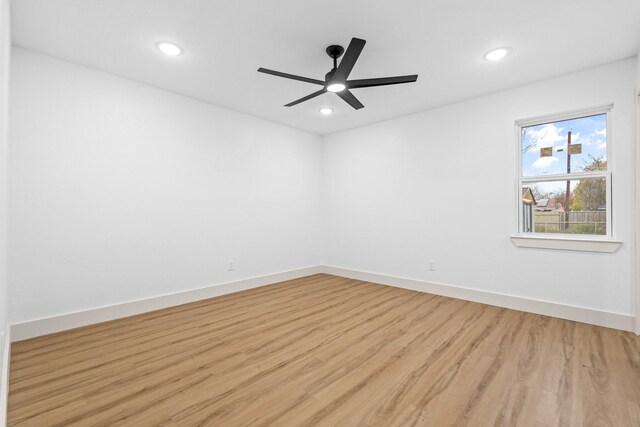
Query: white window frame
512,104,621,252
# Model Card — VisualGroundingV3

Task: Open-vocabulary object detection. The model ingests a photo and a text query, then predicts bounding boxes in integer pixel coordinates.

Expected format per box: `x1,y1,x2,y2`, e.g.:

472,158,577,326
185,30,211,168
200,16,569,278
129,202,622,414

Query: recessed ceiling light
319,108,333,115
484,47,511,61
326,83,346,93
156,42,183,56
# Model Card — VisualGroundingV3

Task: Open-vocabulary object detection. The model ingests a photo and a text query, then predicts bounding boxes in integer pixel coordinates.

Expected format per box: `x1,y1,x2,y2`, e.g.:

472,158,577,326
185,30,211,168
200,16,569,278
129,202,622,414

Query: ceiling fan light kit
326,83,346,93
258,37,418,110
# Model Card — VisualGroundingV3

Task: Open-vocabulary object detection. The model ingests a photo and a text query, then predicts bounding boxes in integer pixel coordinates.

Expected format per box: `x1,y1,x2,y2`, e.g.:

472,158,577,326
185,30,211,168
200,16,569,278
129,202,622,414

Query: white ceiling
11,0,640,135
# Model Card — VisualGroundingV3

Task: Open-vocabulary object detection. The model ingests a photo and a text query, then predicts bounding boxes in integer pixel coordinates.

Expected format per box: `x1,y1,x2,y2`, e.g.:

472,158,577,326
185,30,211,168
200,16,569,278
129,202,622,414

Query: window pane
521,114,606,177
522,178,606,235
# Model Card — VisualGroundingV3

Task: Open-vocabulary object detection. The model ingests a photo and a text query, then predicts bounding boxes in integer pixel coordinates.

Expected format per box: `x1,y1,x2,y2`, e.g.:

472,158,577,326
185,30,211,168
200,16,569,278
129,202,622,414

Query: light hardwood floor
8,274,640,426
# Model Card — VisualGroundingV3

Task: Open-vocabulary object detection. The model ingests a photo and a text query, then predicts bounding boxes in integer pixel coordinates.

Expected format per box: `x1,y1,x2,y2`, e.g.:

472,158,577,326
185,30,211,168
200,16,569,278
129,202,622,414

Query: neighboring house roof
535,197,565,212
536,198,548,208
522,187,536,206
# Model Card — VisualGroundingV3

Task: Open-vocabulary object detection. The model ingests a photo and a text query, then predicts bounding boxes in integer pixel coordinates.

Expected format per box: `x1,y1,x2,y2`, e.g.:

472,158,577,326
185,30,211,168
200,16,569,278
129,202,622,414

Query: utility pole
565,130,572,230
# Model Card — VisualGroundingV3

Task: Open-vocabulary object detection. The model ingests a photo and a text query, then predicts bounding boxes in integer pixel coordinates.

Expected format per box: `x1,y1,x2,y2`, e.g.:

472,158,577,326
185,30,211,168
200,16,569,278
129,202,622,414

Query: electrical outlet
429,260,435,271
227,261,235,271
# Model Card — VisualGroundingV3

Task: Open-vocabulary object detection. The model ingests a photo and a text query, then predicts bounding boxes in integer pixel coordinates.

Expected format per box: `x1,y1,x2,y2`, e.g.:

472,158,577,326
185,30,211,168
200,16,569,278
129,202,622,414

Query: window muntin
518,109,610,237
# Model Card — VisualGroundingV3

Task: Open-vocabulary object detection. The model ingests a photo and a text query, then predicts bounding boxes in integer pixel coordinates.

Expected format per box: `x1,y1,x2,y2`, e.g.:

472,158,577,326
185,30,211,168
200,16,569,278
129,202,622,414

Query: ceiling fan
258,37,418,110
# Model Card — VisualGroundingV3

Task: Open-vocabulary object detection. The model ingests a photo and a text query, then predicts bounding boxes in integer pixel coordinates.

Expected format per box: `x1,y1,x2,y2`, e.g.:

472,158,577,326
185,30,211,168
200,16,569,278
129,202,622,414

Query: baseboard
323,266,635,333
11,266,323,341
9,264,636,341
0,325,10,427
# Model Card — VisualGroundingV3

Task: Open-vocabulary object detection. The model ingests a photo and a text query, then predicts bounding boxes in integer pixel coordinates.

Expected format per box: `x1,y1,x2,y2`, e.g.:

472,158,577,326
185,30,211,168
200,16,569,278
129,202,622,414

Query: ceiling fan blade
336,89,364,110
347,74,418,89
285,89,327,107
333,38,366,81
258,68,325,86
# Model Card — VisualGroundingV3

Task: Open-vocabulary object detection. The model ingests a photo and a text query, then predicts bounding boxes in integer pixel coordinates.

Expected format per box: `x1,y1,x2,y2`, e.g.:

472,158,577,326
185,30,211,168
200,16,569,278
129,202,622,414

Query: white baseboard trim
0,325,10,427
11,266,323,341
9,264,636,342
323,266,635,333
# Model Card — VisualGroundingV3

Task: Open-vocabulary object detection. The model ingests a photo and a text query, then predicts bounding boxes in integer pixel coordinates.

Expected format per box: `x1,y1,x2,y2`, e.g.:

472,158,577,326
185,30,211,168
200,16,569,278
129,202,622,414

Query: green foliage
535,222,606,235
567,223,606,235
571,155,606,212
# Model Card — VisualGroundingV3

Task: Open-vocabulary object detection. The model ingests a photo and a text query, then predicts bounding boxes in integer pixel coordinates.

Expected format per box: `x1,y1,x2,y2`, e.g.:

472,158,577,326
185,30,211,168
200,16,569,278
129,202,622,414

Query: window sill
510,235,622,253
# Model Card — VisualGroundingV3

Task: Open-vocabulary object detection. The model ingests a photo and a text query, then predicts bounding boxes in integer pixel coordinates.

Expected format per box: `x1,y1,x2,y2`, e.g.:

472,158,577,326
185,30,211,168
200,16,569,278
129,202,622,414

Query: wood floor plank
10,274,344,367
10,279,388,422
8,274,640,426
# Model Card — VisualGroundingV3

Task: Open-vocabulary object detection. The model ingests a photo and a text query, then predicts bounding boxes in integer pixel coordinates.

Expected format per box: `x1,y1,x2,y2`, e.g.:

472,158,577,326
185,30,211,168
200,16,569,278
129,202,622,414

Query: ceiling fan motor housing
325,69,337,82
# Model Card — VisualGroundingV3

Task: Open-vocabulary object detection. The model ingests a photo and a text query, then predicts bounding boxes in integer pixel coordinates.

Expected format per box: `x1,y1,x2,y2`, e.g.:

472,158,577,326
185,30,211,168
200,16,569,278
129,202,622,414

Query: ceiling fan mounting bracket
325,45,345,60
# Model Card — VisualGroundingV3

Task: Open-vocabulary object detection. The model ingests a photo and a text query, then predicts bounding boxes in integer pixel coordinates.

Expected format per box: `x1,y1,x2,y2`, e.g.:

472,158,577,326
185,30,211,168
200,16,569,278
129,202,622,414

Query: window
517,107,611,238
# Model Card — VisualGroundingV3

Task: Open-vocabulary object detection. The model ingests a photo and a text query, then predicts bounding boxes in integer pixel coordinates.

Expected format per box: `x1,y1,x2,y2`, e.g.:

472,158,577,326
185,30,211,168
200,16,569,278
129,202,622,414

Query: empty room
1,0,640,425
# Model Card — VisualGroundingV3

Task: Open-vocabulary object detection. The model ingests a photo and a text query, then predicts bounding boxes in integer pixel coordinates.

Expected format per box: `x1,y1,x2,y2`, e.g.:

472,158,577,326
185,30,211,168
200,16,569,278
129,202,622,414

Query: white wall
8,48,322,324
0,0,10,389
323,58,637,316
637,53,640,87
635,51,640,335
